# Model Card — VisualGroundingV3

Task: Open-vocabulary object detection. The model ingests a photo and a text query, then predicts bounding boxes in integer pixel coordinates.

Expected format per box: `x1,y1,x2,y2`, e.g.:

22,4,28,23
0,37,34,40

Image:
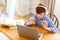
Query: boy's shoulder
44,15,52,22
43,15,51,20
44,15,50,18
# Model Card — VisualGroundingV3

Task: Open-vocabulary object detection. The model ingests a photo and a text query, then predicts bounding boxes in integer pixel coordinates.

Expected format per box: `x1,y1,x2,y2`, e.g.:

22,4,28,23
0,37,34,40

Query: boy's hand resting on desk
42,20,52,32
26,17,36,25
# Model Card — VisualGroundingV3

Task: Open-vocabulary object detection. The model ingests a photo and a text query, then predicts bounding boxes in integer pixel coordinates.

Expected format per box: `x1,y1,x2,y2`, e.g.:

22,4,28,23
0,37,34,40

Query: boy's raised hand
42,20,52,32
42,20,48,29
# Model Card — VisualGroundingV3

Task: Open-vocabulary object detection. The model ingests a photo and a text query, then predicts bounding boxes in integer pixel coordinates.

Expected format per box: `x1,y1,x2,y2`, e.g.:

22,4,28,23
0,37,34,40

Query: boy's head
36,7,46,19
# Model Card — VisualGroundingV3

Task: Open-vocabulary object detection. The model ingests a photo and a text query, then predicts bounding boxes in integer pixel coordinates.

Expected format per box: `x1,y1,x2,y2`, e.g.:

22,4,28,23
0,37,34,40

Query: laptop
16,25,43,40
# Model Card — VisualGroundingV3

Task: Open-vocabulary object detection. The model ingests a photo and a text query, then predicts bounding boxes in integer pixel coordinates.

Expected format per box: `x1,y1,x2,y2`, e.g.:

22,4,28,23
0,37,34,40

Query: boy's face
37,13,45,19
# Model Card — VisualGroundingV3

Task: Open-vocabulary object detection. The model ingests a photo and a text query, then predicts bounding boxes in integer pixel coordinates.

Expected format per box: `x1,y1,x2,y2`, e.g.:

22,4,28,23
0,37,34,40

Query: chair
48,13,59,28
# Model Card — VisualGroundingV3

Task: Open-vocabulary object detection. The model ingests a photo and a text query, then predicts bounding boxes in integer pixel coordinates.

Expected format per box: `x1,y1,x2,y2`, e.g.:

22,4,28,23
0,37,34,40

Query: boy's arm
42,16,57,33
46,17,58,33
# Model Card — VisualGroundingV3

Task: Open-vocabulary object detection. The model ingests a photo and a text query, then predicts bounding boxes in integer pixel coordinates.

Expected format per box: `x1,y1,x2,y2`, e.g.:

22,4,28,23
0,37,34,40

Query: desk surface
1,25,60,40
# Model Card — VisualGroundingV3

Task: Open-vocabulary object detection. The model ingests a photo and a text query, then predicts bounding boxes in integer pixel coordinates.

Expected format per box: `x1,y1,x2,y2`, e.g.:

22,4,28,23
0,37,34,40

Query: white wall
54,0,60,27
7,0,17,18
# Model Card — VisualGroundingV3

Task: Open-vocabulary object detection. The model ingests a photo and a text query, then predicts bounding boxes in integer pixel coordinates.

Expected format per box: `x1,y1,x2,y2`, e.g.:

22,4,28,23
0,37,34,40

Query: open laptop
16,25,43,40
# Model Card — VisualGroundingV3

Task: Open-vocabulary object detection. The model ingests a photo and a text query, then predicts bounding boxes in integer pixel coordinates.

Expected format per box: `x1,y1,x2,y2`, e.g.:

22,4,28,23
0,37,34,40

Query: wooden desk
1,25,60,40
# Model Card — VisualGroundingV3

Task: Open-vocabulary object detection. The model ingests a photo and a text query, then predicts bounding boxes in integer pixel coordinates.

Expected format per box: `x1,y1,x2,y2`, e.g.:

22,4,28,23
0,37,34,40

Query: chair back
48,13,59,28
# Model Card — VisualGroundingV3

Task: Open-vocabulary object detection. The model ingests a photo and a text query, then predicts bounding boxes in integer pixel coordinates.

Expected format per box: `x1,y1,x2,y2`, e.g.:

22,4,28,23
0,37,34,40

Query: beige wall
16,0,40,16
16,0,30,16
0,0,5,6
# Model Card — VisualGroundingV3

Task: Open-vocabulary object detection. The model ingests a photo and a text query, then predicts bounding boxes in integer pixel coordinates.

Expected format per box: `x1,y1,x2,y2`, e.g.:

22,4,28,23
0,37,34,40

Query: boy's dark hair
36,7,46,14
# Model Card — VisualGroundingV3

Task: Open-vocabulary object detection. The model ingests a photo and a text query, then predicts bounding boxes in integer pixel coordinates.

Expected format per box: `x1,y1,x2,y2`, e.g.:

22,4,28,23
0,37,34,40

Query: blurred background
0,0,60,28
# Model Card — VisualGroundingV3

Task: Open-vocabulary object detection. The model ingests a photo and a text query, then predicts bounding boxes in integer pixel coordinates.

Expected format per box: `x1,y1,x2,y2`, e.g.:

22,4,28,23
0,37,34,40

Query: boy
25,4,57,33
